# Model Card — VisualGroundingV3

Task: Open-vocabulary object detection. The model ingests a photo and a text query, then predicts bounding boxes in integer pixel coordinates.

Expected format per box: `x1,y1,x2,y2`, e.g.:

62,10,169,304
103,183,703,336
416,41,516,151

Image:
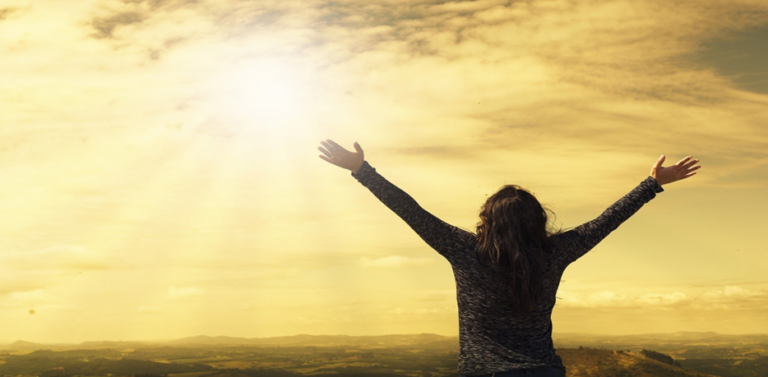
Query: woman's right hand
318,139,365,174
651,155,701,185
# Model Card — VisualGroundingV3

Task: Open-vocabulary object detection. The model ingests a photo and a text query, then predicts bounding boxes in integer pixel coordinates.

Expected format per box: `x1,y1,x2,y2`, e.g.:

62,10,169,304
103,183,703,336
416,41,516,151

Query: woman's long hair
475,185,560,316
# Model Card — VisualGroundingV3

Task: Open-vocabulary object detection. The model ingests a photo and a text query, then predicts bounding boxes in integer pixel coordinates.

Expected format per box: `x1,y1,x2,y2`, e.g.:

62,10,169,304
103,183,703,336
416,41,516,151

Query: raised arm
318,140,460,258
554,155,701,268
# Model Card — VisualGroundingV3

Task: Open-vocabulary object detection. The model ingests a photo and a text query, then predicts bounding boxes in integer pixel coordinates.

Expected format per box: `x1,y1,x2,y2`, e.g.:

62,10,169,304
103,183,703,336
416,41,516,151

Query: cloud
0,289,67,309
88,0,204,40
0,7,17,21
123,0,198,10
558,285,768,310
0,245,108,300
691,285,766,311
360,255,435,267
167,285,204,298
16,0,767,184
702,285,759,299
0,282,45,296
636,292,689,306
91,11,147,39
694,24,768,95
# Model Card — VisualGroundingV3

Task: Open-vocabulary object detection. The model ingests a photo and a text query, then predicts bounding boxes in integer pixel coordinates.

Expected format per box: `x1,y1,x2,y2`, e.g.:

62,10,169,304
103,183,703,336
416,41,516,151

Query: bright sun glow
213,59,315,130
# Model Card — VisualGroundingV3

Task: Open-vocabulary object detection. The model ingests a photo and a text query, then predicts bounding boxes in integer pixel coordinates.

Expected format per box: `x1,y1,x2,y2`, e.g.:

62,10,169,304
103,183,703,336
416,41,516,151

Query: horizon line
5,330,768,346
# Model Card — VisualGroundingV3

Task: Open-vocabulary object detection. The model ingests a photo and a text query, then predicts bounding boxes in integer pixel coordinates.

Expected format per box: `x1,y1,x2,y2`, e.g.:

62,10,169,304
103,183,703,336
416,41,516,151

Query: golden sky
1,0,768,343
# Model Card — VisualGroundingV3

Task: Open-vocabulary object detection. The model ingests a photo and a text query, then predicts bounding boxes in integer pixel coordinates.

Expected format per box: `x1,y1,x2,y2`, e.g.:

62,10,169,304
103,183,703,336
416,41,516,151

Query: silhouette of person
318,139,700,377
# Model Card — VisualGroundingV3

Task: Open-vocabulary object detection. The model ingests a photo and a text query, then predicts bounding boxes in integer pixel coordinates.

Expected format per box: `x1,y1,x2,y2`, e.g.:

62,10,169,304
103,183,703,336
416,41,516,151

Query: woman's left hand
318,139,365,174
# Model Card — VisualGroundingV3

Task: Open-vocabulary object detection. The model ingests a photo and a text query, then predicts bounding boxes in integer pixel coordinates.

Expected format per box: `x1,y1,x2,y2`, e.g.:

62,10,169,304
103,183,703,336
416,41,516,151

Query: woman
317,139,700,377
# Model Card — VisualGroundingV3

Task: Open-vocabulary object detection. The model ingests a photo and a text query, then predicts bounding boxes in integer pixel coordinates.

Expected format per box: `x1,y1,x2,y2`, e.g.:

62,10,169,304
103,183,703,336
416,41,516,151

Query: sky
1,0,768,343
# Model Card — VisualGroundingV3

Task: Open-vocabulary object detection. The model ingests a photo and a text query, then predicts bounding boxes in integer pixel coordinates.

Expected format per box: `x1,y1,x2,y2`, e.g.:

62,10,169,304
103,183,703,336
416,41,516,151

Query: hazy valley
2,333,767,377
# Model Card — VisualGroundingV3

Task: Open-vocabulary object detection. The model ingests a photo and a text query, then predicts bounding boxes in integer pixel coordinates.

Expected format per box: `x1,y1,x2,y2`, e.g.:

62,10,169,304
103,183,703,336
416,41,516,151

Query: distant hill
7,340,48,351
172,335,251,345
0,334,457,352
3,331,768,352
78,340,151,349
559,348,718,377
1,340,153,352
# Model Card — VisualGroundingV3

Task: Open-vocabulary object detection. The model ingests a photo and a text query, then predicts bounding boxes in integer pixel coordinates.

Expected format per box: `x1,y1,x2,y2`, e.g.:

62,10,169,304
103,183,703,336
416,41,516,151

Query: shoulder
439,227,480,264
545,231,578,265
453,227,478,248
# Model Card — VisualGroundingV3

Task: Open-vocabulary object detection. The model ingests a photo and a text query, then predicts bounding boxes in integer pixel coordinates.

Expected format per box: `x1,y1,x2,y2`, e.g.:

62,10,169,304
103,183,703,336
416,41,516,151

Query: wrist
351,161,364,175
652,176,667,186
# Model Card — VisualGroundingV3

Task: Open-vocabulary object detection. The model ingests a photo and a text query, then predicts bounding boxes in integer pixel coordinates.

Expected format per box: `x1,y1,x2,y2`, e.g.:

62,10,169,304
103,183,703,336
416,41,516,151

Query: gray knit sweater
351,161,664,376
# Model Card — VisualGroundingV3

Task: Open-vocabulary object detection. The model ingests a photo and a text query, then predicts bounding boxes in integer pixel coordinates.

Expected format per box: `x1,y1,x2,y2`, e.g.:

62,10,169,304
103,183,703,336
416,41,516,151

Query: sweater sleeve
553,176,664,268
352,161,461,261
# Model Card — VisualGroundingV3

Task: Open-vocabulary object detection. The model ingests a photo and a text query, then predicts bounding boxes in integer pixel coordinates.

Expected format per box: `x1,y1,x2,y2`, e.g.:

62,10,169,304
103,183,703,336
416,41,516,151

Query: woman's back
449,228,567,374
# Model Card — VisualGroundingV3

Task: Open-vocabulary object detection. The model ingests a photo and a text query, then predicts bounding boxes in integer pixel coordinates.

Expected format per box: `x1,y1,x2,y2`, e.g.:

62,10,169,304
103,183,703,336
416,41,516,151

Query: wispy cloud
558,285,767,311
0,245,108,294
0,7,17,21
0,289,69,309
91,11,147,39
558,290,689,308
0,245,107,272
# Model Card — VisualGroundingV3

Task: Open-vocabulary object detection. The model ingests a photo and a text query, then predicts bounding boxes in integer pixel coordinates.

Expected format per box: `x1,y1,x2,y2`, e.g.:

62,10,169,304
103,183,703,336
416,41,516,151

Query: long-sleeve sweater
351,161,664,376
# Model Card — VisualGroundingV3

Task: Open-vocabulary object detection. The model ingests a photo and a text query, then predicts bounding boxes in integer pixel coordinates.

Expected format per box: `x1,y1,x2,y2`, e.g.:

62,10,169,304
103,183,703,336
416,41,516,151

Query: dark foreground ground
2,333,767,377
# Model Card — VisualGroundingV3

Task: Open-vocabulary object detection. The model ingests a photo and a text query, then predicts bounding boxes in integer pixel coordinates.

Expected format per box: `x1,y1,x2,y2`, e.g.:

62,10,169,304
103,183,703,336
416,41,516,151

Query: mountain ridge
4,331,768,351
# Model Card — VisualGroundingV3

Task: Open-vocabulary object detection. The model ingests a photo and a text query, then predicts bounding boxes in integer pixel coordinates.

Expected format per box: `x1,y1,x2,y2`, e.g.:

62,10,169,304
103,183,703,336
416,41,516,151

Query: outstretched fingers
325,139,347,153
318,139,364,170
679,160,702,180
674,156,692,167
684,165,702,176
685,163,702,172
318,145,334,159
320,140,338,154
653,155,666,170
318,154,335,164
681,158,700,170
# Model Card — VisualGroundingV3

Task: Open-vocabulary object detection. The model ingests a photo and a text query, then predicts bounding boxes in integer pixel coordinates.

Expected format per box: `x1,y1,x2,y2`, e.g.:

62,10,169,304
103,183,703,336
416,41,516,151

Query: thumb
653,154,665,169
354,141,363,155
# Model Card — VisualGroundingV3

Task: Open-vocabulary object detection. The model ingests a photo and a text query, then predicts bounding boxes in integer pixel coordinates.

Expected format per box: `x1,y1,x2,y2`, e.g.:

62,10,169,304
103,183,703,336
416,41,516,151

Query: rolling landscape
3,333,767,377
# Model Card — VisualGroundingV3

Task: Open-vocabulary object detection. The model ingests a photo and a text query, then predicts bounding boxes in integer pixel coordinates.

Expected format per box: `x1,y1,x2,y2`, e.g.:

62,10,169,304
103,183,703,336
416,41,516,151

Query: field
2,333,768,377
